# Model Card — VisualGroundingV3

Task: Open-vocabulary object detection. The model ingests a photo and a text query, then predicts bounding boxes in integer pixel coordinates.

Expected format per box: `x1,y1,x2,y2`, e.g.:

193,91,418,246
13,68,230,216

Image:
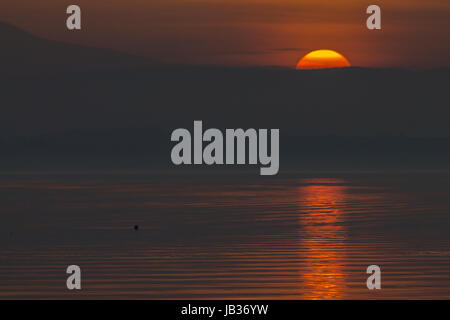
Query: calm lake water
1,171,450,299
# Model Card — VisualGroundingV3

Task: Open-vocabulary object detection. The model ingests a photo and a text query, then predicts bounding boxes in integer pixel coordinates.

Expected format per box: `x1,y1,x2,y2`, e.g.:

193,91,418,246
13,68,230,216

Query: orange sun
296,50,351,70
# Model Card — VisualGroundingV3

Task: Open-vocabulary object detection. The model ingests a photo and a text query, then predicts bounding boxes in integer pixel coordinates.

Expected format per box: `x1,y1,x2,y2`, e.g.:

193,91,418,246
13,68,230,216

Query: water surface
1,172,450,299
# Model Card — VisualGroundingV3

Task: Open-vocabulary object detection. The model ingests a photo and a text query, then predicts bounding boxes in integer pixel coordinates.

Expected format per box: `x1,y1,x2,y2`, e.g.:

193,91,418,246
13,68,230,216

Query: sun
296,50,351,70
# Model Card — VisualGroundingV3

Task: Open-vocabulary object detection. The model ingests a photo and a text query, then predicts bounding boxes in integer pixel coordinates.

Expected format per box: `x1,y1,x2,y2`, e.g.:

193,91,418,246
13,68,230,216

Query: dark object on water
134,225,139,231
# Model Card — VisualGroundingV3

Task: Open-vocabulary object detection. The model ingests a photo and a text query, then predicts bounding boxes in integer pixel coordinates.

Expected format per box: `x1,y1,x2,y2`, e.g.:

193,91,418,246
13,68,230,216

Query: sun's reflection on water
298,179,348,299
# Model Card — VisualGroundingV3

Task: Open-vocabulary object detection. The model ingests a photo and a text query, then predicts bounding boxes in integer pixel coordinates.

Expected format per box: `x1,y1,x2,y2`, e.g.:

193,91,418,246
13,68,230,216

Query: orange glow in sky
0,1,449,69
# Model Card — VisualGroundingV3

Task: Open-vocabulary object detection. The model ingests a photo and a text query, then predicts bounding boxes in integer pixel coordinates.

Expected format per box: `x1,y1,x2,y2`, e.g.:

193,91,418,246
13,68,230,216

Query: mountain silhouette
1,61,450,137
2,20,450,173
0,22,151,75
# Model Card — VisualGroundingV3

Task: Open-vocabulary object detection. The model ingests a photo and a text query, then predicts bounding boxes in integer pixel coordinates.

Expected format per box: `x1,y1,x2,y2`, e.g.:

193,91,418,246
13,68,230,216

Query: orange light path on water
297,180,348,299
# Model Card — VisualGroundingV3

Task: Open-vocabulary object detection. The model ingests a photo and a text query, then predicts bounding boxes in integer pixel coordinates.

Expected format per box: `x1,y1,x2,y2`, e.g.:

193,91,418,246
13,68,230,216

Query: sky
0,0,450,69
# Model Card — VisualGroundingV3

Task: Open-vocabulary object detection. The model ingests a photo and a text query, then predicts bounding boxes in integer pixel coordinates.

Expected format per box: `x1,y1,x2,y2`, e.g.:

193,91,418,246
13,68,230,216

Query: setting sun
296,50,351,70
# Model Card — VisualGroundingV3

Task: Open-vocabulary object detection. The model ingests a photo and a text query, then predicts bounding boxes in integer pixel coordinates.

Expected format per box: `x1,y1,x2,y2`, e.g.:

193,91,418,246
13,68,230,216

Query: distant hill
1,21,450,150
1,63,450,137
0,22,151,75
